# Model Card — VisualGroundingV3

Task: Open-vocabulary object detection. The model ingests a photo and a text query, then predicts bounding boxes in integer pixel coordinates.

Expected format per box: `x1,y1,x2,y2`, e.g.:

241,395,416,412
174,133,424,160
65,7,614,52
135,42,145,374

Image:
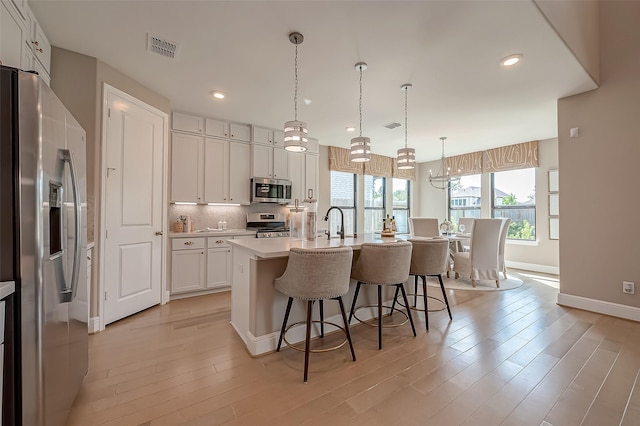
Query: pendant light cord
404,87,408,149
359,66,363,137
294,42,299,121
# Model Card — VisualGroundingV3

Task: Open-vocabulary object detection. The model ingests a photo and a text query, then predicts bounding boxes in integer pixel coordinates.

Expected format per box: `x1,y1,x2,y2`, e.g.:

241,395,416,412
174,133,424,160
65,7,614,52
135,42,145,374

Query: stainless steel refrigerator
0,65,88,425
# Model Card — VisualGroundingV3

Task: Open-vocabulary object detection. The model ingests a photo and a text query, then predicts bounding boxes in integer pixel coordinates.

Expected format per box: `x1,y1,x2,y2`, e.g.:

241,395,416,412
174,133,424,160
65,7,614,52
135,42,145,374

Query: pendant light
350,62,371,162
428,137,460,189
284,32,308,152
396,83,416,169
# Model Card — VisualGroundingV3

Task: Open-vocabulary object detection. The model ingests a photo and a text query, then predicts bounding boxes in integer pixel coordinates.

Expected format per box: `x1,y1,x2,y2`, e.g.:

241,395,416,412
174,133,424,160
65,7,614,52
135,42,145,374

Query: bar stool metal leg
414,275,419,307
277,297,294,352
378,285,383,349
304,300,313,382
389,286,400,315
348,281,362,325
319,300,324,337
422,276,429,331
337,297,356,361
438,274,452,320
399,283,417,336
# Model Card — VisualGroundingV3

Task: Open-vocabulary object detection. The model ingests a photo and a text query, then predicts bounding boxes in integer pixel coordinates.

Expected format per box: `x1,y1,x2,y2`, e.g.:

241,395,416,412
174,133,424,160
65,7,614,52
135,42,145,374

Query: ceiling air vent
147,33,179,59
384,122,402,130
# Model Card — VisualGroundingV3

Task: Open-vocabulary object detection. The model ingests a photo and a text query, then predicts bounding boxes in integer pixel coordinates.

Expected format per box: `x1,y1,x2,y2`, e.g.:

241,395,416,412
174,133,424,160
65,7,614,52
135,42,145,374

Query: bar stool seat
274,246,355,382
401,238,452,331
348,241,416,349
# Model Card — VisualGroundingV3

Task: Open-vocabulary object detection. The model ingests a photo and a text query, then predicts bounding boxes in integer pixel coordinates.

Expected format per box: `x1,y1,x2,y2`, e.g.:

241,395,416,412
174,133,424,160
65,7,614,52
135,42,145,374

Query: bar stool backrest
351,241,412,285
274,246,353,301
408,238,449,276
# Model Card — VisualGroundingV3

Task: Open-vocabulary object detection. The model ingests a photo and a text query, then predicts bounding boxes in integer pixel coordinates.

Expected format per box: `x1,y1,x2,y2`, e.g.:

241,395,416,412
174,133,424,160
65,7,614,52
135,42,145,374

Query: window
449,174,481,229
392,178,410,233
364,175,385,233
492,168,536,240
329,171,356,236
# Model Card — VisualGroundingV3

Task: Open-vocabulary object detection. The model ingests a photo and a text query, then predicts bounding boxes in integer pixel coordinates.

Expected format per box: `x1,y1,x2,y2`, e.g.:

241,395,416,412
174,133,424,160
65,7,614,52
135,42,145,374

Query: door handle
155,231,163,236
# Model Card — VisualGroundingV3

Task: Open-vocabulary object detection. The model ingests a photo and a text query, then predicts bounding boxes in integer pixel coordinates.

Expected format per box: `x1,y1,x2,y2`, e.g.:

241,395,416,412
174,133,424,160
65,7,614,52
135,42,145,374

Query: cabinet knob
32,40,40,46
155,231,163,236
36,48,43,53
184,241,193,246
215,240,224,244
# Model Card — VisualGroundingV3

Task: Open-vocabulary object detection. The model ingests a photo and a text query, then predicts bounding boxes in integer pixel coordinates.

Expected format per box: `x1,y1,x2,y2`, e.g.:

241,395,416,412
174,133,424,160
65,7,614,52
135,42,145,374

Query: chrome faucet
323,206,345,240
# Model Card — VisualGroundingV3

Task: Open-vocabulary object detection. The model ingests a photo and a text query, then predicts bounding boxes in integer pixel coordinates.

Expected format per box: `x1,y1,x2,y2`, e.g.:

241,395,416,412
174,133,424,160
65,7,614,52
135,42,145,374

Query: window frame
491,169,536,241
329,171,357,236
448,174,482,225
391,178,411,234
364,175,386,233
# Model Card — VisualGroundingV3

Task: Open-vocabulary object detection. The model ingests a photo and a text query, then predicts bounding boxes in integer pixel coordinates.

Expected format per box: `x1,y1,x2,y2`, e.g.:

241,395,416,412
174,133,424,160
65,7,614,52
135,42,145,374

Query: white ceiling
30,0,597,162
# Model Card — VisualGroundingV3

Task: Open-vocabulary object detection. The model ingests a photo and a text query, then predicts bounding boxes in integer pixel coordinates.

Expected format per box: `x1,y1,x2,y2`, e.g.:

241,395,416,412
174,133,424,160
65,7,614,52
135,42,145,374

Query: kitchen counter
227,234,408,258
228,233,410,356
169,228,255,238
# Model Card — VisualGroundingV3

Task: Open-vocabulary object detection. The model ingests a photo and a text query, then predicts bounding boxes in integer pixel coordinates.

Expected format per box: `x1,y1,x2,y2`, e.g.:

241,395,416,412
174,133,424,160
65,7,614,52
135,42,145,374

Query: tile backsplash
169,203,288,232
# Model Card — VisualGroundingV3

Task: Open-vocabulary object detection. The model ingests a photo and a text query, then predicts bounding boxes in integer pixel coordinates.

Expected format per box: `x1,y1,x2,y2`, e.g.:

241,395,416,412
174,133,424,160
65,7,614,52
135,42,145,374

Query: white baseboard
506,261,559,275
88,317,101,334
162,290,170,304
557,293,640,322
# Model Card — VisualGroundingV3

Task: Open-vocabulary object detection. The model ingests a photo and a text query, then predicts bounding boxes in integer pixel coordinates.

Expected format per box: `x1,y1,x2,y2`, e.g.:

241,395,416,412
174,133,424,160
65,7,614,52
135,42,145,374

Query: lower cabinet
171,236,233,295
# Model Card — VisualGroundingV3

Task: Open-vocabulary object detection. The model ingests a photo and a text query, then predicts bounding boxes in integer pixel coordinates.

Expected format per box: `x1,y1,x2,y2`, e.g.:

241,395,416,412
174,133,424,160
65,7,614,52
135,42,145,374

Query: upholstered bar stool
348,241,416,349
404,238,452,331
275,246,356,382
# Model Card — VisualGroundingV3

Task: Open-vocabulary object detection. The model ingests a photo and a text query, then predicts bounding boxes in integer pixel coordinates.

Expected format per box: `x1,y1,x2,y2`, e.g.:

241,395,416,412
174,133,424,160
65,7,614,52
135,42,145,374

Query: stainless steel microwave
251,178,292,204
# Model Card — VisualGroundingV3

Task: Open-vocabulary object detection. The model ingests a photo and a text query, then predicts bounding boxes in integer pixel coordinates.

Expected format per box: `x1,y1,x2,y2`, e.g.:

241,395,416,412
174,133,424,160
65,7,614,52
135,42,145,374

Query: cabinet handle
37,48,43,53
184,241,193,246
32,40,40,46
155,231,163,236
87,256,91,260
216,240,224,244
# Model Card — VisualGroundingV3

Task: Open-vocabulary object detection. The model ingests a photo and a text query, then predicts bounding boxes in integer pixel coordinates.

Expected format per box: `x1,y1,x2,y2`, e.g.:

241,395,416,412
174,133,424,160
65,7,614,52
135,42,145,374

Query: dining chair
453,218,503,287
274,246,356,382
458,217,475,234
408,217,440,237
349,241,416,349
498,218,512,279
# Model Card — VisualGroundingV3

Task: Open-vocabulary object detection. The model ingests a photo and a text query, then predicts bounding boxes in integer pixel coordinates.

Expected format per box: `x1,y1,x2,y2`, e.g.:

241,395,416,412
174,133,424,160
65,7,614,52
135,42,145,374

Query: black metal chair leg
389,286,400,315
348,281,362,325
337,297,356,361
414,275,419,307
399,283,417,336
277,297,294,351
378,285,383,349
319,300,324,337
422,275,429,331
304,300,313,382
438,274,452,320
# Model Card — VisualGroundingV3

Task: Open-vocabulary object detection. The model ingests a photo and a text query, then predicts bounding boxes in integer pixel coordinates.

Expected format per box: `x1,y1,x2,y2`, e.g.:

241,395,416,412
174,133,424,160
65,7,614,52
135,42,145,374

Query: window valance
328,146,415,180
483,140,538,173
444,151,483,177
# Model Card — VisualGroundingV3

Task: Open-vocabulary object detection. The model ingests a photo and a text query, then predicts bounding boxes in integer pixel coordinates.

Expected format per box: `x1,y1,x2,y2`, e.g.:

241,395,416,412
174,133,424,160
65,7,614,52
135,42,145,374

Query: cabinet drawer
172,238,205,250
208,237,231,248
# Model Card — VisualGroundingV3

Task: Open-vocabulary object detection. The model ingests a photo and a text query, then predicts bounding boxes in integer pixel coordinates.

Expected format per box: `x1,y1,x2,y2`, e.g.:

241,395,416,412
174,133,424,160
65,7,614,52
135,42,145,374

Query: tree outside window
492,168,536,240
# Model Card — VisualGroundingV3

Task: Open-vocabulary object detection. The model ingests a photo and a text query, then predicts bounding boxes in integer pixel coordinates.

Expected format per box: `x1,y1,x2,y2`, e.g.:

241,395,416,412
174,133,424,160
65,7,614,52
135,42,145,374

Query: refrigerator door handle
59,148,82,302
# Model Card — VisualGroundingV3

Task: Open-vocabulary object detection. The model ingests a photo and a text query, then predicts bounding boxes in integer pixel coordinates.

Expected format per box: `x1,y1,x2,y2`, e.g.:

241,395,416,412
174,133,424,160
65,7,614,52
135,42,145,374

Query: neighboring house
450,185,509,206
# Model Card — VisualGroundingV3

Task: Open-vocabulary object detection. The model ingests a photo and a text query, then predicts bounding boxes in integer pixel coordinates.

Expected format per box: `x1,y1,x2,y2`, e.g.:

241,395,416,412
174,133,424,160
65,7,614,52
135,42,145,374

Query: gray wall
557,1,640,308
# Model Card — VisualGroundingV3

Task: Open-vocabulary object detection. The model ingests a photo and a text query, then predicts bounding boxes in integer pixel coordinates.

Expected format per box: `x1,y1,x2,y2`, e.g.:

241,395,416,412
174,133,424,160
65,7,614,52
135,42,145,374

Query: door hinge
104,291,107,301
105,229,108,239
108,108,111,118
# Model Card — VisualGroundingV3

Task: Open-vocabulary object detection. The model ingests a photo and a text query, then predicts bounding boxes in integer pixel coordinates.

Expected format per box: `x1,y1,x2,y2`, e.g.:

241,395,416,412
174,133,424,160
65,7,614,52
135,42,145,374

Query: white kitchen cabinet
230,122,251,142
252,126,273,146
172,112,204,134
273,130,284,148
203,138,227,203
207,238,231,289
289,151,318,203
171,132,203,202
307,138,319,154
0,0,28,69
171,238,206,294
228,142,250,204
26,7,50,75
251,144,289,179
205,118,229,138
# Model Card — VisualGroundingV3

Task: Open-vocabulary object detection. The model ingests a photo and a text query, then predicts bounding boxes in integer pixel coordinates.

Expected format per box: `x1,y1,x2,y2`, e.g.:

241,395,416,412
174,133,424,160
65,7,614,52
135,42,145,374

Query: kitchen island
228,234,409,356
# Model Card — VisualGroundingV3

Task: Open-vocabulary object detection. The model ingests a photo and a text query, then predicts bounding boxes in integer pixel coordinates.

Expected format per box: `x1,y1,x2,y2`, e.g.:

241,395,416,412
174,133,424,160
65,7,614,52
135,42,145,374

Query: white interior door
103,86,166,325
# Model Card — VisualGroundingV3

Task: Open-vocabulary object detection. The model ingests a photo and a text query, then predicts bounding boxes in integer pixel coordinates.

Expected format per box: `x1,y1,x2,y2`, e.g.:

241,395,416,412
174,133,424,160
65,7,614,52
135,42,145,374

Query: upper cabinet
205,118,229,139
171,133,203,202
172,112,204,134
1,0,50,84
229,122,251,142
252,126,273,146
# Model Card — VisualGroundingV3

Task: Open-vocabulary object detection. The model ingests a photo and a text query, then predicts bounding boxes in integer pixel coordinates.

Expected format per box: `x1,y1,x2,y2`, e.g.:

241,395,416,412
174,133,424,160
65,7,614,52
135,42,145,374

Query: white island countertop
227,234,410,258
169,228,255,238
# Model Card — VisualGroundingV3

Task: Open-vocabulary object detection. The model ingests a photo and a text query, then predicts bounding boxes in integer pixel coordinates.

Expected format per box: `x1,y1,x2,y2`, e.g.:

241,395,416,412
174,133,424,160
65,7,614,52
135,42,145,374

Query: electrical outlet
623,281,635,294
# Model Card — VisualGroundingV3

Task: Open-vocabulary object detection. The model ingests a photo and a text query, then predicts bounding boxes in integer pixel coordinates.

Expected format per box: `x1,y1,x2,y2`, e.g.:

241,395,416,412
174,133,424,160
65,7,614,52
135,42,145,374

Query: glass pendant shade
396,147,416,169
284,120,308,152
350,136,371,162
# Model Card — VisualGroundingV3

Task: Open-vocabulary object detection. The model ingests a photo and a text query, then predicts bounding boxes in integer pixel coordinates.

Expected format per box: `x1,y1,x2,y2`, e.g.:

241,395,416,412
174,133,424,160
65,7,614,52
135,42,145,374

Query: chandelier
396,83,415,169
428,137,460,189
284,32,308,152
350,62,371,162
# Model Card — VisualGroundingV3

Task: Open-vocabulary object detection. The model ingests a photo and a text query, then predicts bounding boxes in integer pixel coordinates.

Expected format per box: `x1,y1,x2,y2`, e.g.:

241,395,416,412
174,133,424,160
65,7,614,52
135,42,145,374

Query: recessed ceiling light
345,126,356,132
304,99,312,105
501,54,523,67
211,91,226,99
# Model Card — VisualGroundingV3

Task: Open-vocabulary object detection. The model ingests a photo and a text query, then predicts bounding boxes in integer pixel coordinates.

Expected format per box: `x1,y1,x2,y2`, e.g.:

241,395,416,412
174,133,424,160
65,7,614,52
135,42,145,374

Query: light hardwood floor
68,271,640,425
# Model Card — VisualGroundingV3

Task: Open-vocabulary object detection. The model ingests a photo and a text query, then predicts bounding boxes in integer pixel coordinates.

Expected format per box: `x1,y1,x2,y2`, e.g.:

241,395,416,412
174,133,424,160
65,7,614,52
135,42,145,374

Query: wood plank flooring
67,271,640,425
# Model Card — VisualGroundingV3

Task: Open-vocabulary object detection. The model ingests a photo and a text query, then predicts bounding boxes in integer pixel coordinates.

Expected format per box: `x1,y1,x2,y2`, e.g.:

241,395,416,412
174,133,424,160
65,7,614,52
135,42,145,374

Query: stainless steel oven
251,178,292,204
246,213,290,238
